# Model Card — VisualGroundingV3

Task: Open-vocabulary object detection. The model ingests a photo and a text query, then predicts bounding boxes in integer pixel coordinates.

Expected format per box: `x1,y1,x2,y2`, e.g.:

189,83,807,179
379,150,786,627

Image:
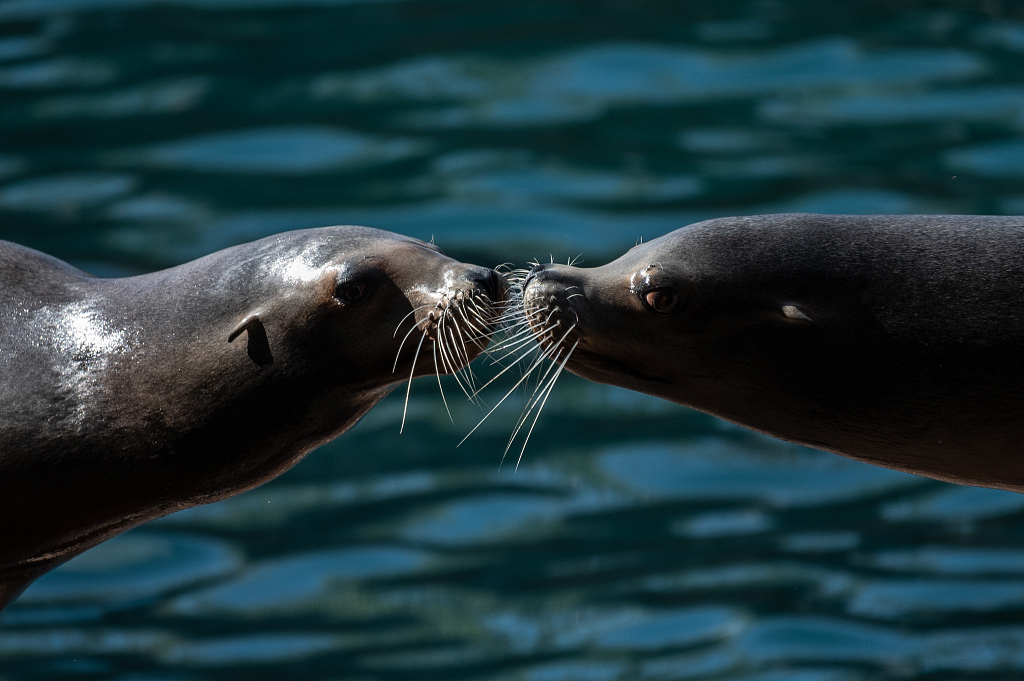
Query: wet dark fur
0,227,504,609
524,214,1024,493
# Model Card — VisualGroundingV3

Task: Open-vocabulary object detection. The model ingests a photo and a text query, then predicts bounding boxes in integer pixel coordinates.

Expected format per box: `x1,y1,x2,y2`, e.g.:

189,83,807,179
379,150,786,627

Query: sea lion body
523,214,1024,492
0,227,505,608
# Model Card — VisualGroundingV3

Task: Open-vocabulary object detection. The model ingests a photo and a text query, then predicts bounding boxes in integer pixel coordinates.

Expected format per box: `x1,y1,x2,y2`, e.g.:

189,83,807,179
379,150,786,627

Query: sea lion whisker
487,324,539,350
393,318,430,372
462,300,497,332
534,318,564,351
487,334,540,364
434,312,464,393
437,315,473,399
449,323,480,397
400,332,430,434
432,344,455,424
456,304,490,342
484,325,536,354
499,311,532,327
491,319,548,348
444,313,481,398
520,332,566,410
467,315,501,343
458,342,551,447
497,315,532,332
514,340,577,471
522,320,573,392
470,294,506,323
495,314,531,331
500,342,566,468
392,303,433,338
450,315,477,364
468,341,546,399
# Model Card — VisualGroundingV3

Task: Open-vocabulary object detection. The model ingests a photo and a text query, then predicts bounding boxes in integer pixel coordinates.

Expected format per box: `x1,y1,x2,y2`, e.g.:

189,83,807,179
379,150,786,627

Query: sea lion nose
524,263,551,288
467,267,508,302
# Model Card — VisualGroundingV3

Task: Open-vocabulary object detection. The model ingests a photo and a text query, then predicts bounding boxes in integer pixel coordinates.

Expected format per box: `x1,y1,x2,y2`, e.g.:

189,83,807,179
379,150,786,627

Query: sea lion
0,226,507,610
520,213,1024,493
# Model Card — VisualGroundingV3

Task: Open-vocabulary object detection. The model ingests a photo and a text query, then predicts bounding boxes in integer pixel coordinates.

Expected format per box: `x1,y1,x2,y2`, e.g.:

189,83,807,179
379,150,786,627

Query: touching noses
466,267,509,302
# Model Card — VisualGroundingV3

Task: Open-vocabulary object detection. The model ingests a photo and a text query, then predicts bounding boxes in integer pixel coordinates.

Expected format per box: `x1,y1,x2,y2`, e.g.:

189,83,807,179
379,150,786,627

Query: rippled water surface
5,1,1024,679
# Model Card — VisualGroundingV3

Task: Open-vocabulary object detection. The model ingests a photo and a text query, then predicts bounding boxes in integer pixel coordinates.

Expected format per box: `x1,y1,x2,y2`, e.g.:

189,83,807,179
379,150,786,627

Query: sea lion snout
466,267,509,302
401,262,509,379
521,264,583,359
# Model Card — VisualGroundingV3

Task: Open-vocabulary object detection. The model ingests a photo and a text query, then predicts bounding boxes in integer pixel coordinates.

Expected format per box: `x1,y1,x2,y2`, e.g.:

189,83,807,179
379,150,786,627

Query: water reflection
166,546,431,615
114,126,430,174
946,139,1024,178
17,533,242,609
598,439,923,507
5,1,1024,679
880,484,1024,522
401,494,565,546
33,76,212,119
331,40,986,128
0,57,116,88
0,172,136,211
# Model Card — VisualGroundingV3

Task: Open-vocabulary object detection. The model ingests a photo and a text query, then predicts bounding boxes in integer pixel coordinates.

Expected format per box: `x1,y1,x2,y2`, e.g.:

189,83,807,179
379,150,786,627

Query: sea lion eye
644,288,679,313
334,282,369,305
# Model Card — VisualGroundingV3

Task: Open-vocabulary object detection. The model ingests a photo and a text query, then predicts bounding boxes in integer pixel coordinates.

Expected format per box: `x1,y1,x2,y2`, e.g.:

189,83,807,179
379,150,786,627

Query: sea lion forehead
257,227,441,282
607,234,690,282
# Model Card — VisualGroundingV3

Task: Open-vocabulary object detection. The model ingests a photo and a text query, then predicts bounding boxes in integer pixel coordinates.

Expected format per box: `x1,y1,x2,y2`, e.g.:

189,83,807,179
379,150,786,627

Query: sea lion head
223,226,508,392
518,215,882,436
0,225,510,602
518,212,1024,493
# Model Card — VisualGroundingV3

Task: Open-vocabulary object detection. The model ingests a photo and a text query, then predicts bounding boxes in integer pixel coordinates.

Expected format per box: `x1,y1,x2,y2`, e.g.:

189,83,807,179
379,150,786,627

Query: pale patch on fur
30,301,130,432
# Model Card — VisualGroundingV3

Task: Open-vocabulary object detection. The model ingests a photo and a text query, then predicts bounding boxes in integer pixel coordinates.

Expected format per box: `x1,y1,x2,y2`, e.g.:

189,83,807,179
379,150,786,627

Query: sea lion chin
0,225,507,609
522,213,1024,494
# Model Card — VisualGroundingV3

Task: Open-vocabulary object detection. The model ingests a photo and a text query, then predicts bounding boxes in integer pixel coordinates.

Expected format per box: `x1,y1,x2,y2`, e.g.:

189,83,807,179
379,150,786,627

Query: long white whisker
447,324,477,397
488,332,542,363
433,344,454,424
394,318,428,372
393,303,433,338
458,304,490,341
498,323,576,463
457,340,553,446
469,341,545,398
437,312,472,399
400,332,429,434
515,340,577,470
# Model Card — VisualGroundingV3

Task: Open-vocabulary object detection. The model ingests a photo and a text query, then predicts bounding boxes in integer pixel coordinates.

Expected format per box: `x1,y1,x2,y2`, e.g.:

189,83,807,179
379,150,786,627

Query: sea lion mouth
397,279,508,380
521,282,581,361
518,271,668,387
565,351,672,386
426,286,504,371
392,277,507,434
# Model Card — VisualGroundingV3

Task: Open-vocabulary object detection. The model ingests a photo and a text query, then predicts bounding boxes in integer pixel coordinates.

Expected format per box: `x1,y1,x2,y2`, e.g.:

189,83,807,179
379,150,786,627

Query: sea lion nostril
468,268,507,300
523,263,550,289
488,269,509,300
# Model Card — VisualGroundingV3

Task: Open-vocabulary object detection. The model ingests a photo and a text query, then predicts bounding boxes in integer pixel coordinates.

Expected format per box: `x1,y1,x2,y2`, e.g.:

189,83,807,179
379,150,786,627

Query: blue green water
5,1,1024,679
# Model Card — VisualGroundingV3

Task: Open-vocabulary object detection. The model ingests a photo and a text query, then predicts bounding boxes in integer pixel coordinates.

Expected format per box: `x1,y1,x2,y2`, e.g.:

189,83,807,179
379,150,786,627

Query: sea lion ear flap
228,313,261,342
228,313,274,367
781,304,813,323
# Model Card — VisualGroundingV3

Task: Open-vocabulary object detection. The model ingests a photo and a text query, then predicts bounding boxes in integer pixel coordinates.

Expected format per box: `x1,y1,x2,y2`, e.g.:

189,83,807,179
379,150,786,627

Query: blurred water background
5,0,1024,679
